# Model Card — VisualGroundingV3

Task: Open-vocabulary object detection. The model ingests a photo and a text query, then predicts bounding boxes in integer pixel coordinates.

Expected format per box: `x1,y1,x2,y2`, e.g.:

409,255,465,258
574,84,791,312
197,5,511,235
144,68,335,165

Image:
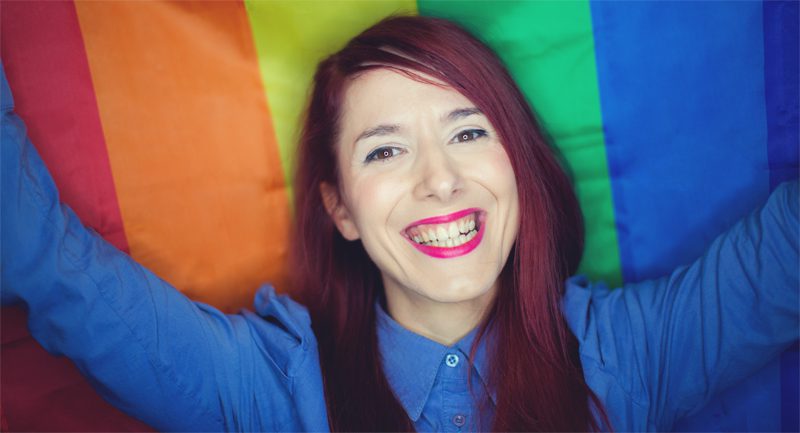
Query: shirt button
445,353,460,367
452,414,466,427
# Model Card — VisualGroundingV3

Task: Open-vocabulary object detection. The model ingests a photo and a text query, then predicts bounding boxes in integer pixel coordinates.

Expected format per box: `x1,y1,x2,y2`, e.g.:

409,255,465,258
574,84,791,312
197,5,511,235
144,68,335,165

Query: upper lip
403,207,482,232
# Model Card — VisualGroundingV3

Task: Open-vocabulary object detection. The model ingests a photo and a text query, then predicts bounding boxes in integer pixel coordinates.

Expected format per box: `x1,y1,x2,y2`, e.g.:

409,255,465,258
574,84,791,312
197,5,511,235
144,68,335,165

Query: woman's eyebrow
444,107,483,123
353,107,482,146
355,124,400,145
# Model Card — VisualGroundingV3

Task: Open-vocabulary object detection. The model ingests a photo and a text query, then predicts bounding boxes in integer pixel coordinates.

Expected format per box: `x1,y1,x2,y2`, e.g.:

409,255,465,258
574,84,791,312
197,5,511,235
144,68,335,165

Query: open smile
402,208,486,258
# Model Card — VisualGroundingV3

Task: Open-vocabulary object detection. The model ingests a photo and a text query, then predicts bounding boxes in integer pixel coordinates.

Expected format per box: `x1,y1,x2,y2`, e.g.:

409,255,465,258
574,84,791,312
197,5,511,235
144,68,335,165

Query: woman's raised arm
564,180,799,431
0,68,324,431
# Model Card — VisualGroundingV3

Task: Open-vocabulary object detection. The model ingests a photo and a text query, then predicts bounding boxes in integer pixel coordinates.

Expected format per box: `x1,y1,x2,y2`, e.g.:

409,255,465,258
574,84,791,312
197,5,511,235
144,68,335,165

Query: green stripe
244,0,418,206
418,0,622,285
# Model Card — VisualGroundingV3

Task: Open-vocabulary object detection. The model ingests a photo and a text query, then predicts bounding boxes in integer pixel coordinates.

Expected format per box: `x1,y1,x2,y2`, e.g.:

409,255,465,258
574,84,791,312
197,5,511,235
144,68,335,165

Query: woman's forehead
340,69,477,132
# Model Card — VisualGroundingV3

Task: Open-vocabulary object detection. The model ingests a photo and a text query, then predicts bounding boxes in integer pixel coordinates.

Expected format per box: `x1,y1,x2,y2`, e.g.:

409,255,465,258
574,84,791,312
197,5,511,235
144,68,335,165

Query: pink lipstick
403,208,485,258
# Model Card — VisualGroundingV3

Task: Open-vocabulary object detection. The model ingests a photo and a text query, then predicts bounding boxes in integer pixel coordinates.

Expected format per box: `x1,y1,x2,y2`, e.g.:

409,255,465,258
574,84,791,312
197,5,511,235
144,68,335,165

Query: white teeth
458,220,466,234
468,219,475,231
410,228,477,247
448,222,459,239
427,229,437,242
421,231,430,242
436,226,448,241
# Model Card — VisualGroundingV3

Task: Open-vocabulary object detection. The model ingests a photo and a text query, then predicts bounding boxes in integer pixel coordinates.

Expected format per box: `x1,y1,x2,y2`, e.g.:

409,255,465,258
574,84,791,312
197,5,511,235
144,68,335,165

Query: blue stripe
590,1,770,283
590,1,783,431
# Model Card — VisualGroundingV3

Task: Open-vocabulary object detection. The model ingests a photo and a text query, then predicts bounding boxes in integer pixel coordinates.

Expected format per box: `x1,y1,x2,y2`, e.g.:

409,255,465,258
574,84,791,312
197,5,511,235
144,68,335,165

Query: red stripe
1,1,128,251
1,3,148,431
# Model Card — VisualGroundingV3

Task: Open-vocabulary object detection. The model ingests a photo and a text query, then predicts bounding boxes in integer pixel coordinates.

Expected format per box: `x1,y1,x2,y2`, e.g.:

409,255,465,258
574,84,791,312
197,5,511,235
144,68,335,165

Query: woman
2,16,797,432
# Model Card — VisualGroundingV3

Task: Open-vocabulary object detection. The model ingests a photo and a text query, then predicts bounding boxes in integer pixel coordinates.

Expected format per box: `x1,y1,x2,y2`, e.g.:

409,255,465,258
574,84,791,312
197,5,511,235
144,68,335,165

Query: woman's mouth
403,208,486,258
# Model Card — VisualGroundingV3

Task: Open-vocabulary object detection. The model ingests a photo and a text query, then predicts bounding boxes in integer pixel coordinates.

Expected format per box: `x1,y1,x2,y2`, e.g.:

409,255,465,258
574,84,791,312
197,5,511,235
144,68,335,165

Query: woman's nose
412,144,463,203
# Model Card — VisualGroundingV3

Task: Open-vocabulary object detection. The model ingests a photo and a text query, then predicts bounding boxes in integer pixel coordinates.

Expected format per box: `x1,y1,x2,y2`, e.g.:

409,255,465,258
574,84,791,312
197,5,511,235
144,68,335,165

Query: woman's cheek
350,174,405,224
470,147,518,195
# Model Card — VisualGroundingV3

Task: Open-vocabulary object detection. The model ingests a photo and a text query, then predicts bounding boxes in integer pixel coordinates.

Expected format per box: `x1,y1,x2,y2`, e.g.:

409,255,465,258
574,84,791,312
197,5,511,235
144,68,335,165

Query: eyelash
365,147,404,163
450,128,488,144
364,128,488,164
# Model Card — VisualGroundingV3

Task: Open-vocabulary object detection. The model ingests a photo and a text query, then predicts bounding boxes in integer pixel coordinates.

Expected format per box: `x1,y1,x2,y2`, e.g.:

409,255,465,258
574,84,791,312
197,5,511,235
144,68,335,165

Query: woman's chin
413,277,498,306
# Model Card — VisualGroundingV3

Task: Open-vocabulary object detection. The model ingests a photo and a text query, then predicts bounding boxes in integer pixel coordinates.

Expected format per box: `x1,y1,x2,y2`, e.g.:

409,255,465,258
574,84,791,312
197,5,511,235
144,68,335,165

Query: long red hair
291,15,609,432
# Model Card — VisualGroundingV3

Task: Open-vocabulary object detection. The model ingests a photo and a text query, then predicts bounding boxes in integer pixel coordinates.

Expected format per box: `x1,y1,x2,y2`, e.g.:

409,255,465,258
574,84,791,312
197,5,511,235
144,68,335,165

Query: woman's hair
291,15,608,432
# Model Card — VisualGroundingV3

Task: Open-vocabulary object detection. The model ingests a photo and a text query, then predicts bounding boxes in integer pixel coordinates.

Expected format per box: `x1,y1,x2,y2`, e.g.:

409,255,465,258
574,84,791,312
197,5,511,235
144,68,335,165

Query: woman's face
323,68,519,310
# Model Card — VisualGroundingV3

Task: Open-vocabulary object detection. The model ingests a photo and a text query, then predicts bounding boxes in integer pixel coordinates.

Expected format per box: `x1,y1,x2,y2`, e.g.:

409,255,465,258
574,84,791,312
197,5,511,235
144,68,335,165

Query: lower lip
406,225,485,259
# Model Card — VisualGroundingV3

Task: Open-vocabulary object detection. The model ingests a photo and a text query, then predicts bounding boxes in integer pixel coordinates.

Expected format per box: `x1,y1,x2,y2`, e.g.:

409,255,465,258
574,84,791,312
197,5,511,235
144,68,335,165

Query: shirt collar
375,304,496,421
453,320,497,404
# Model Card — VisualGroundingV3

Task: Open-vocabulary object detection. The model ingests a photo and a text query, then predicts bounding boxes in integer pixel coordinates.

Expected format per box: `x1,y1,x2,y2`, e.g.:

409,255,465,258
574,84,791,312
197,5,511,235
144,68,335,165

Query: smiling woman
298,19,594,430
2,14,798,433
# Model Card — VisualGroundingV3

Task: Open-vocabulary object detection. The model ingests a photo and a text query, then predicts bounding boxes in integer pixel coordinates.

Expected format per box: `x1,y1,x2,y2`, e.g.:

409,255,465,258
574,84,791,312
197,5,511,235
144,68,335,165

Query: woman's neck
382,280,496,346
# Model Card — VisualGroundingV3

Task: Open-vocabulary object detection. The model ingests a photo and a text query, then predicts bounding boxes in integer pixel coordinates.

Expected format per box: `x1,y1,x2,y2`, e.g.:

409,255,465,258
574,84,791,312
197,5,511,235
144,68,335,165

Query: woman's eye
451,129,488,143
365,146,403,163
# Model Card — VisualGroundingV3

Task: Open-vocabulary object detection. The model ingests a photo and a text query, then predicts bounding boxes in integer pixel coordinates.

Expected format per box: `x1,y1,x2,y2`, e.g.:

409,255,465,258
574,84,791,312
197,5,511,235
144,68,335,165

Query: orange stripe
75,1,289,312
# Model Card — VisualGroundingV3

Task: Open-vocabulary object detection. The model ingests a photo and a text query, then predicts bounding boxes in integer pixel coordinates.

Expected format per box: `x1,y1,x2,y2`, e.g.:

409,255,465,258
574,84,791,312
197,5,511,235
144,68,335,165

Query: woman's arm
564,181,799,431
0,69,301,431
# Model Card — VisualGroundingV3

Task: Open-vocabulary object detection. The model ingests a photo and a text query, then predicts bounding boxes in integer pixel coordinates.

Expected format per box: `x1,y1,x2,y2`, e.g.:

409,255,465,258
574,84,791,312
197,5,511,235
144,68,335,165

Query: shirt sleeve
563,181,799,431
0,67,304,431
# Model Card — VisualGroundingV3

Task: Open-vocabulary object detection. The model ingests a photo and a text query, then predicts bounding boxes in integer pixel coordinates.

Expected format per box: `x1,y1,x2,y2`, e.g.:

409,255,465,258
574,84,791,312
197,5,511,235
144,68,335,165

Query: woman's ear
320,182,360,241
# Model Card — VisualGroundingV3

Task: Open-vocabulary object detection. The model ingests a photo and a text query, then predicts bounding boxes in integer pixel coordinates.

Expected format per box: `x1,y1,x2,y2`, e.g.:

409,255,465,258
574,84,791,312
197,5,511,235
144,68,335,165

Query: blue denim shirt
375,303,496,432
2,66,798,432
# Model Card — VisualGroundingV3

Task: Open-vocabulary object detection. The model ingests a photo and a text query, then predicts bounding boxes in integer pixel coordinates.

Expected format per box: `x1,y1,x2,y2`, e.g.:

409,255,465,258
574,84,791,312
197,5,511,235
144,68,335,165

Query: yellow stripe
244,0,418,204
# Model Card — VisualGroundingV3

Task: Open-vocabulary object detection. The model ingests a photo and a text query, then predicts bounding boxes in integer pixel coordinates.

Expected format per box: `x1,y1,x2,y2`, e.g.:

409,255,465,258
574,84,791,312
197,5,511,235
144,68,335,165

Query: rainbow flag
1,1,796,431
